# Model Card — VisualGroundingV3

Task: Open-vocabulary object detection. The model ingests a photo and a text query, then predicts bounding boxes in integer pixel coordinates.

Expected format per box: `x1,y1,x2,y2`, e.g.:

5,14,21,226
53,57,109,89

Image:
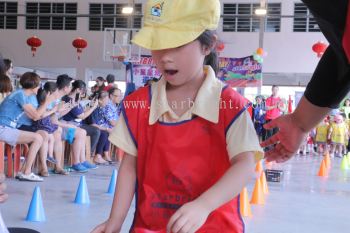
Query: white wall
0,0,326,86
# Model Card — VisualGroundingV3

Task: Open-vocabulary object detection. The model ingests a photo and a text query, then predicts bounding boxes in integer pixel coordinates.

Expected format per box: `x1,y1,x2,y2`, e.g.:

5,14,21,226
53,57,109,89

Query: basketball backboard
103,28,141,64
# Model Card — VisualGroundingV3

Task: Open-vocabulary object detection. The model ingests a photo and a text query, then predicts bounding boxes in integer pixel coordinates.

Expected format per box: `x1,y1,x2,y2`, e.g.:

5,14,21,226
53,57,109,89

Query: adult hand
60,102,72,112
90,219,120,233
0,173,8,204
261,114,308,163
167,200,210,233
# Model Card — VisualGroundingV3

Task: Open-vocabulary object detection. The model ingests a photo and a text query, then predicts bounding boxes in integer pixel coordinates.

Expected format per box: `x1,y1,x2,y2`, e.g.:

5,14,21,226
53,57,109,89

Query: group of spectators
0,58,123,182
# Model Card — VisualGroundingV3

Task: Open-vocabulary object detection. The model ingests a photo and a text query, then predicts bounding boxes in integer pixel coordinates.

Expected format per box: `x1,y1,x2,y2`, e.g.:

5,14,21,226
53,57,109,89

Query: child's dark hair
37,88,47,105
37,82,57,105
71,80,86,93
197,30,219,74
44,82,57,93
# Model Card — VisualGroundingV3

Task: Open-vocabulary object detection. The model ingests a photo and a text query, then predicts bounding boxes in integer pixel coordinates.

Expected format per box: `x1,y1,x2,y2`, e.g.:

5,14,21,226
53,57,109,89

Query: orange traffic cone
250,178,265,205
240,187,252,217
255,160,263,175
317,159,328,177
324,153,331,169
260,171,269,194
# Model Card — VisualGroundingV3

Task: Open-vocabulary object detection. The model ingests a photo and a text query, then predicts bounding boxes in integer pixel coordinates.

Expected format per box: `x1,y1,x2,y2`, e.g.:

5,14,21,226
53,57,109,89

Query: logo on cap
151,2,164,17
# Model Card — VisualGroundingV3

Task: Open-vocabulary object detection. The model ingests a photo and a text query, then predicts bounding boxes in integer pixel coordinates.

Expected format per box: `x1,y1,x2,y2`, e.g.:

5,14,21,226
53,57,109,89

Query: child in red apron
92,1,263,233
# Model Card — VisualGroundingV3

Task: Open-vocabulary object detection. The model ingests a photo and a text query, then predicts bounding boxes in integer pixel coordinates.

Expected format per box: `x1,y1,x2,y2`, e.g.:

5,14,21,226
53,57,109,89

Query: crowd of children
306,109,350,158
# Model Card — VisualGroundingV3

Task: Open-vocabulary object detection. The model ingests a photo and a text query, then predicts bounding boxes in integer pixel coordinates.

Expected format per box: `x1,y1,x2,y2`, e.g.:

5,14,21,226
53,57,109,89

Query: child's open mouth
164,69,178,75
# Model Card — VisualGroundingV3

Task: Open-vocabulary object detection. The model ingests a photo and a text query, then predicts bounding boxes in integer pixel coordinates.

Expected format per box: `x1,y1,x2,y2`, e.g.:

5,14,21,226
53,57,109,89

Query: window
266,3,281,32
26,2,77,30
133,4,142,29
293,3,320,32
0,1,18,29
223,3,281,32
223,4,236,32
89,3,142,31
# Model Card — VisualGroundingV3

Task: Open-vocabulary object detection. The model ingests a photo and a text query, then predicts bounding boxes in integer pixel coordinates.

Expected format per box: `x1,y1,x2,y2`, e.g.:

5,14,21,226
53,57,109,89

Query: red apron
122,86,250,233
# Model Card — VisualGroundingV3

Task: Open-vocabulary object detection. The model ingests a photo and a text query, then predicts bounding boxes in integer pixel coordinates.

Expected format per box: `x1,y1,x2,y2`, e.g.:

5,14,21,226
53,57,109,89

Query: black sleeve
302,0,350,108
304,47,350,108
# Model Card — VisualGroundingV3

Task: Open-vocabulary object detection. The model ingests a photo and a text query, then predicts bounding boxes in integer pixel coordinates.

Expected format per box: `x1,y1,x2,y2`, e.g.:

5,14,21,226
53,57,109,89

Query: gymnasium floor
2,155,350,233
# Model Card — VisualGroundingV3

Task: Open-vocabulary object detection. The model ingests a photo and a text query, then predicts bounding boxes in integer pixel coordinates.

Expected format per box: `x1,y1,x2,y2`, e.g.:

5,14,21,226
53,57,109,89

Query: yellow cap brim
132,26,206,51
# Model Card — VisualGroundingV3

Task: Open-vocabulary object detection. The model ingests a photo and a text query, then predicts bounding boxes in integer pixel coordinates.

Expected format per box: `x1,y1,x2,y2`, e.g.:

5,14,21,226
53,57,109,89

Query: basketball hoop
117,55,126,62
103,28,141,64
111,55,126,62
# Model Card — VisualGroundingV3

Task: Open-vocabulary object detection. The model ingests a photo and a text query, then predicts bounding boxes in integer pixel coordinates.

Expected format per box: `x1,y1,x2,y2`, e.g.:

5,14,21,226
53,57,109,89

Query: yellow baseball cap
132,0,221,50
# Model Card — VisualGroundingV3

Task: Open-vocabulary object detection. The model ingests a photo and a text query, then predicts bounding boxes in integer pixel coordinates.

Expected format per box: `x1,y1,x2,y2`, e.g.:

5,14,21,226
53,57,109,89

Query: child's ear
202,34,218,56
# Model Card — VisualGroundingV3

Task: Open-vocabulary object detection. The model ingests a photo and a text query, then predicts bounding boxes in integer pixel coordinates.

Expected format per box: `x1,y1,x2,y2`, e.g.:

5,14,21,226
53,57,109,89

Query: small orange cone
255,160,263,174
240,187,252,217
324,153,331,169
250,178,265,205
260,171,269,194
317,159,328,177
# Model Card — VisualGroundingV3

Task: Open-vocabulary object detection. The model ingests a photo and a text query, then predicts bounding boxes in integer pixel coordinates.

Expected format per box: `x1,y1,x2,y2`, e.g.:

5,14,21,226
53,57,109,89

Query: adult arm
22,94,54,121
302,0,350,108
262,96,330,162
76,101,98,120
261,0,350,162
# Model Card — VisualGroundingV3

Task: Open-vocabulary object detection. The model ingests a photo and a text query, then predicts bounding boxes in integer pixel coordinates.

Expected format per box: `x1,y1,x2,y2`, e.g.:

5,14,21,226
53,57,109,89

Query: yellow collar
149,66,224,125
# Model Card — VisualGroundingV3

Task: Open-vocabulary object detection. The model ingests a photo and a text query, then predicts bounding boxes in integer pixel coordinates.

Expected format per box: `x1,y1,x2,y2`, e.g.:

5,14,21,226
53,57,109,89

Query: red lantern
312,41,328,58
26,36,42,57
72,37,88,60
216,42,225,52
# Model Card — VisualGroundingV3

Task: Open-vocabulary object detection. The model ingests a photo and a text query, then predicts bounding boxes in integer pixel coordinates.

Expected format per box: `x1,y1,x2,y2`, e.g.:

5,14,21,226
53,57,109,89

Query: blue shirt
102,100,119,128
91,106,111,128
61,96,84,122
0,89,34,128
17,94,39,126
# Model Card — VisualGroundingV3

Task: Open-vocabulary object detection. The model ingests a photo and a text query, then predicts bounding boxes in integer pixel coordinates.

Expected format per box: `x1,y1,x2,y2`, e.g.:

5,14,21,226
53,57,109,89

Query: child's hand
90,219,121,233
167,200,210,233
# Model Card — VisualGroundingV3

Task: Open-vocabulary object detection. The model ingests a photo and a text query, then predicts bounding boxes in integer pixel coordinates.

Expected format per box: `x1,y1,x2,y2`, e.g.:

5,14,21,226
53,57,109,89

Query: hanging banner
218,56,262,87
132,55,262,88
132,55,161,87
